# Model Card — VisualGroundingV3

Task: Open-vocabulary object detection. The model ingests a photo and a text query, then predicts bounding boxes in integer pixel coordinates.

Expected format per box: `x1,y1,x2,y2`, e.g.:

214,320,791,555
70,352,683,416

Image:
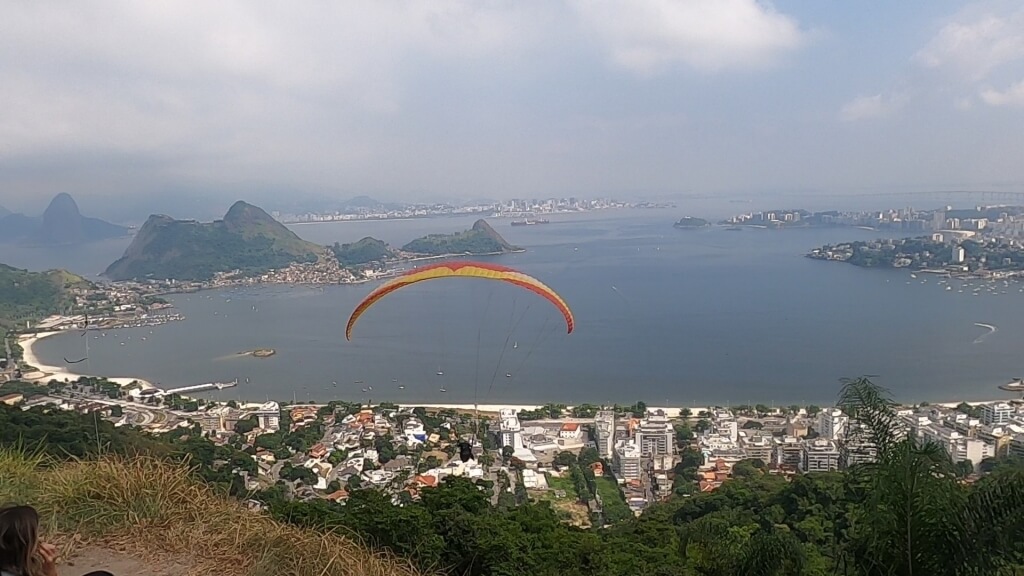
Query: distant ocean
16,208,1024,408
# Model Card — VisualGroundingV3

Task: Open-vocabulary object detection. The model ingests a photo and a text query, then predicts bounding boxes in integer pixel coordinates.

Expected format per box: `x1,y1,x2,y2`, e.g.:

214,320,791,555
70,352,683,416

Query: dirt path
63,547,189,576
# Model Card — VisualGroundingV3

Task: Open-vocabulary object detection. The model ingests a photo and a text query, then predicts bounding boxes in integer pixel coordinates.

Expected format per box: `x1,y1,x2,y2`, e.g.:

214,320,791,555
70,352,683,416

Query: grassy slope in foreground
0,450,425,576
401,219,519,256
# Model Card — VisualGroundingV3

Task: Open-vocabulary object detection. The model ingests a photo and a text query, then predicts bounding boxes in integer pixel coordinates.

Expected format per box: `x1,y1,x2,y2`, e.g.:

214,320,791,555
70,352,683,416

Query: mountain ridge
0,193,127,245
104,201,322,281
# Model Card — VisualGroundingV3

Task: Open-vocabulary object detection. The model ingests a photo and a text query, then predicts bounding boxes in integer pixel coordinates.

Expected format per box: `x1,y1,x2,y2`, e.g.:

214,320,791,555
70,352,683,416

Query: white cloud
980,80,1024,106
839,93,908,122
569,0,806,74
914,6,1024,81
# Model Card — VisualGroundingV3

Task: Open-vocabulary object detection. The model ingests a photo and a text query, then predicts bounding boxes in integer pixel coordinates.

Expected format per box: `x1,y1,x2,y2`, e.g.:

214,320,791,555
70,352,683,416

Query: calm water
25,210,1024,407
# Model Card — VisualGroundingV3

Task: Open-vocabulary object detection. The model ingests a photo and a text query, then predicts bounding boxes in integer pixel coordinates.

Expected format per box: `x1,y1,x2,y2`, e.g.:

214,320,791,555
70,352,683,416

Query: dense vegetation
0,264,89,330
3,378,1024,575
673,217,710,228
105,202,322,281
332,237,396,267
401,219,518,256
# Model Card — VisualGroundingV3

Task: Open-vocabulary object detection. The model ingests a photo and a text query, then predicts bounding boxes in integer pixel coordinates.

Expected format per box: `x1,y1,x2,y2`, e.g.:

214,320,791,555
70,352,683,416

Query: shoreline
18,331,157,390
15,333,1018,413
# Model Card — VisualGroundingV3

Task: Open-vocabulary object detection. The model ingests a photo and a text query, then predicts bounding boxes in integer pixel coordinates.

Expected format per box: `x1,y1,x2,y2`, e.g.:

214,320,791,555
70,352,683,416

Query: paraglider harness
458,441,474,463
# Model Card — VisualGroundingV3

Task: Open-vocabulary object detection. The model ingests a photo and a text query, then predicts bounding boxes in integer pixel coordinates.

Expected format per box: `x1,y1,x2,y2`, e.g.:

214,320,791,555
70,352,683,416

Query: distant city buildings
274,196,672,224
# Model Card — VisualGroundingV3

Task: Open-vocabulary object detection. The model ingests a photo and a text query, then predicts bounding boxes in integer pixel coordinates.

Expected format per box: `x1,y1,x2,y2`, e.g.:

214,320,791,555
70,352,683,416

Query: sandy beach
18,331,156,390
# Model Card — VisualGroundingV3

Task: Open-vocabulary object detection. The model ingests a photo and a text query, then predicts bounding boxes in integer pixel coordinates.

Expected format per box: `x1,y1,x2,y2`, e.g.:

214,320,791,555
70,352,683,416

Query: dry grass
0,450,428,576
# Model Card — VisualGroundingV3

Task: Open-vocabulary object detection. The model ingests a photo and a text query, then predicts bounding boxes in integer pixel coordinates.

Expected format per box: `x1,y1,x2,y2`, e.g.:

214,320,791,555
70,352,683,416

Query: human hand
37,542,59,576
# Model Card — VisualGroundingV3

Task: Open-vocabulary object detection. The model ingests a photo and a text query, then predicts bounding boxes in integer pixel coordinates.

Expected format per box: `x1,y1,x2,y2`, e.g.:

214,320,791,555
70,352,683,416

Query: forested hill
401,219,519,256
103,201,323,281
331,237,396,267
0,264,90,330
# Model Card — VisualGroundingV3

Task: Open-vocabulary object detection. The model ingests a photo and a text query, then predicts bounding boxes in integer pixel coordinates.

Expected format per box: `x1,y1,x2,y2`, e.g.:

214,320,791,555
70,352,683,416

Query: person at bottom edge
0,505,113,576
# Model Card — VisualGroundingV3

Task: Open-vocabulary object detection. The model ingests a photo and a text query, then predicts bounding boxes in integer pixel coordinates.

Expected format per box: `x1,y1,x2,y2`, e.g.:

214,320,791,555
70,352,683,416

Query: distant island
673,217,710,229
400,219,520,256
331,237,395,267
0,193,128,245
104,201,323,282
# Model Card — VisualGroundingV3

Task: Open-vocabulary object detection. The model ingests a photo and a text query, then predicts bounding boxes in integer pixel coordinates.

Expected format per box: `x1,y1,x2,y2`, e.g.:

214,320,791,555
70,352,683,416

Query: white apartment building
801,439,840,473
714,420,739,443
595,411,617,459
637,409,674,457
614,440,643,481
817,409,849,440
499,408,525,452
253,401,281,432
773,436,803,468
738,433,773,463
981,402,1013,426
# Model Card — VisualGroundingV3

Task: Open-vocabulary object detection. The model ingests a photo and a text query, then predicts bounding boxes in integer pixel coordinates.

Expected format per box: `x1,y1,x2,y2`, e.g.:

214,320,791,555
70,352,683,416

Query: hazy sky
3,1,1024,217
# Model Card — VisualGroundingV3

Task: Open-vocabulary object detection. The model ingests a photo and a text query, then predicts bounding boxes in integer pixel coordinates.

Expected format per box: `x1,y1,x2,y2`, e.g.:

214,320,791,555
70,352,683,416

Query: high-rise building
773,436,803,468
253,401,281,432
498,408,524,452
801,439,840,473
817,409,849,440
980,402,1013,425
637,409,674,457
595,411,617,459
613,440,643,481
739,434,773,463
840,436,877,468
952,245,965,264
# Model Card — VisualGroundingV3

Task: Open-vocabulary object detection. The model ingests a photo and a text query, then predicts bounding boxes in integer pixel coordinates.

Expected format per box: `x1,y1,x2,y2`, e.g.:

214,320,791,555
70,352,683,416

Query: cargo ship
511,219,551,226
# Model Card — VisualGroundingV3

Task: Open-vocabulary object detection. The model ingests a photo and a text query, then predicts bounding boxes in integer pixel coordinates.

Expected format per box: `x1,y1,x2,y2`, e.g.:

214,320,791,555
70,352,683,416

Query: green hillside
0,264,90,330
401,219,518,256
104,201,322,281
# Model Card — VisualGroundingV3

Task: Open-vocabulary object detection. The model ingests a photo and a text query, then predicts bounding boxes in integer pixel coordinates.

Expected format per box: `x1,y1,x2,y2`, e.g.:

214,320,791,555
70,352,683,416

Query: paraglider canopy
345,261,574,340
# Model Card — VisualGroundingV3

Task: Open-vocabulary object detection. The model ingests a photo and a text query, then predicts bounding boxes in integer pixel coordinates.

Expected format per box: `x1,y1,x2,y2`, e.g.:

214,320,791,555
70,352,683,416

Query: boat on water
513,342,518,349
436,371,444,376
506,373,512,378
511,218,551,226
439,387,447,393
725,226,743,231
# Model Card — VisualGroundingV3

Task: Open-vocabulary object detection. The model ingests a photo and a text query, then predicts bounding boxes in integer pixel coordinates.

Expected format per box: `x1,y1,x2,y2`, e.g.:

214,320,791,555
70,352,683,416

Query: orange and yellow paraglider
345,261,574,340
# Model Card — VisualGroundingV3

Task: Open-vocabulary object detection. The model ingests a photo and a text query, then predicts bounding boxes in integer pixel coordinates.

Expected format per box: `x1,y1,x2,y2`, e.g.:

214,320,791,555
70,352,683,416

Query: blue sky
2,1,1024,215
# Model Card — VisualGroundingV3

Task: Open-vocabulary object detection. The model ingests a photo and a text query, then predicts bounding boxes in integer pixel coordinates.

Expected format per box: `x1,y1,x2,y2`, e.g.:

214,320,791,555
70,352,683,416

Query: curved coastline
18,331,156,390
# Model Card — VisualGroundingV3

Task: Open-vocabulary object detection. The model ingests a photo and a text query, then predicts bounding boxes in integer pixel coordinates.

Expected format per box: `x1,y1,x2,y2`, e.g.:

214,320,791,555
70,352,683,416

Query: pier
163,379,238,395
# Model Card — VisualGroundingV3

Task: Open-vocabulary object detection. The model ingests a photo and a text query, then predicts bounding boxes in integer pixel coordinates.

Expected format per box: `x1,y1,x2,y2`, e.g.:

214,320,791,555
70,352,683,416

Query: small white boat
436,371,444,376
439,388,447,393
506,373,512,378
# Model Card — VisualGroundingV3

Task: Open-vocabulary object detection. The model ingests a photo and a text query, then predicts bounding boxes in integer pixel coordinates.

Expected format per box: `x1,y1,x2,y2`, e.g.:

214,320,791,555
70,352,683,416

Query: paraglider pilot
458,441,474,463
